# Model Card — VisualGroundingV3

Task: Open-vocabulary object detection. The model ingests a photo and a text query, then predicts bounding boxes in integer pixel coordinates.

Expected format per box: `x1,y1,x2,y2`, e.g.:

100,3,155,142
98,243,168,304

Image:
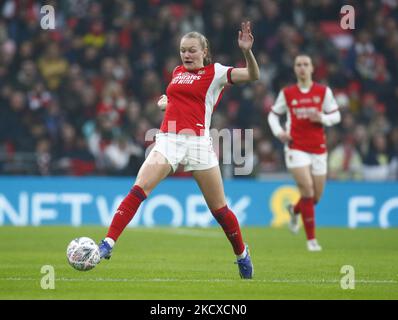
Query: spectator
253,139,282,178
37,43,69,90
362,132,393,181
329,135,363,180
0,1,397,179
389,127,398,180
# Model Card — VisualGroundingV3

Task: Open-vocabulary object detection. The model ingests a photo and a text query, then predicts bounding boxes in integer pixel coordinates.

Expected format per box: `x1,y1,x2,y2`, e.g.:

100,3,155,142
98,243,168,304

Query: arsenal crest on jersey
313,96,321,104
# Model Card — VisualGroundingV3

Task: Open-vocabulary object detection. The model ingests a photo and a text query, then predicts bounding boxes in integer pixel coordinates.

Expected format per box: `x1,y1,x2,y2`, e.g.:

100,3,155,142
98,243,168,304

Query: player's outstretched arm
230,21,260,84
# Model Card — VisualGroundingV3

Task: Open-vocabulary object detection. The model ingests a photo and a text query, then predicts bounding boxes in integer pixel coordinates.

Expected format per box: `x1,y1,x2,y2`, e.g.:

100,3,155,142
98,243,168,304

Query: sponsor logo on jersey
298,98,313,104
171,72,202,85
293,107,318,119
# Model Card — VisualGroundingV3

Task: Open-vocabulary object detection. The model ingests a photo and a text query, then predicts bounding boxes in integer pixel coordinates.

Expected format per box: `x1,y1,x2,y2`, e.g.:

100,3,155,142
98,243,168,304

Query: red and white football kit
153,63,234,172
269,83,340,175
105,64,248,261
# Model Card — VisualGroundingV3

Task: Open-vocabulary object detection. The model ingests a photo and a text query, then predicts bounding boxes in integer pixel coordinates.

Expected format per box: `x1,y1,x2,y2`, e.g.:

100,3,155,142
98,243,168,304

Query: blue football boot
235,245,253,279
98,240,112,260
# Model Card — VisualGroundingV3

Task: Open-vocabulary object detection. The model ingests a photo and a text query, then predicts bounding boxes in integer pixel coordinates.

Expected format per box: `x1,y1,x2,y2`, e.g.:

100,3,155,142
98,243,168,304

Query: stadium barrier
0,177,397,228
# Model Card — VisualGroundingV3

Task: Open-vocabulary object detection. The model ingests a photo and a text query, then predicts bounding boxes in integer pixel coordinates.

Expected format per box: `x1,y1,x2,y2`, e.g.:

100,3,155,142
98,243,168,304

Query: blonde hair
181,32,212,66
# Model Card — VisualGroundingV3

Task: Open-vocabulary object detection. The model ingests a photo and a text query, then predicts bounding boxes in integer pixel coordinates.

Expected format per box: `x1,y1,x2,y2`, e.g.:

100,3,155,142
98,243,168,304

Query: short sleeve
322,87,339,114
271,90,287,115
214,63,233,87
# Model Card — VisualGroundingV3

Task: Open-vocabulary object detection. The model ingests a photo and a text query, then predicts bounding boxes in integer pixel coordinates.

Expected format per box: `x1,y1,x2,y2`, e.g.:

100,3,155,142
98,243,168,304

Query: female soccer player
268,54,341,251
98,21,259,278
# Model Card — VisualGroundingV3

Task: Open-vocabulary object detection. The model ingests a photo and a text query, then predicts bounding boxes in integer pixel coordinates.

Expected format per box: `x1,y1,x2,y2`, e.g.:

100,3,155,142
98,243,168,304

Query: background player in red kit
98,21,260,279
268,55,341,252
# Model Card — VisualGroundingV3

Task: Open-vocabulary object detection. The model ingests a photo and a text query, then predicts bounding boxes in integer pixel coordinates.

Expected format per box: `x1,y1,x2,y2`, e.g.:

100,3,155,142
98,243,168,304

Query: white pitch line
1,277,397,284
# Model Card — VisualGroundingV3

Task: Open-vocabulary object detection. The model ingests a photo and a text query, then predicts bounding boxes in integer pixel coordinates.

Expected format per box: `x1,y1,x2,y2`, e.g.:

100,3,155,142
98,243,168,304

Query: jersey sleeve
271,90,287,115
214,63,234,87
322,87,339,114
268,111,284,137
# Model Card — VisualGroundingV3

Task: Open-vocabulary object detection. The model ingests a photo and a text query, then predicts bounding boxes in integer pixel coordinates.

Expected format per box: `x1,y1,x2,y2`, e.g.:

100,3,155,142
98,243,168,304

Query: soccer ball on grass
66,237,100,271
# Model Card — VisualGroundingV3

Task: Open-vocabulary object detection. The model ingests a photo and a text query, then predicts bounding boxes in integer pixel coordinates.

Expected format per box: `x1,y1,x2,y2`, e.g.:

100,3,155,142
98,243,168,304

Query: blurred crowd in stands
0,0,397,180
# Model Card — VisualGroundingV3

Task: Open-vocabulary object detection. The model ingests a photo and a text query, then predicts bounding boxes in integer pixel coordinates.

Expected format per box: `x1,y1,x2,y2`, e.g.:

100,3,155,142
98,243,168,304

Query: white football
66,237,100,271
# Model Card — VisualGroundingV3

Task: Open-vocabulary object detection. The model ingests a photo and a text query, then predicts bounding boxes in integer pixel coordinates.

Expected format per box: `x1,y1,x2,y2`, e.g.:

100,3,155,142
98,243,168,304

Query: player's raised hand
238,21,254,52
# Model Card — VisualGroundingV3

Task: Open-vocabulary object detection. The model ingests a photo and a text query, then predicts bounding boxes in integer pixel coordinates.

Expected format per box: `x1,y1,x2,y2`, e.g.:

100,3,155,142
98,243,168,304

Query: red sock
293,198,302,214
300,197,315,240
106,185,147,242
212,205,245,255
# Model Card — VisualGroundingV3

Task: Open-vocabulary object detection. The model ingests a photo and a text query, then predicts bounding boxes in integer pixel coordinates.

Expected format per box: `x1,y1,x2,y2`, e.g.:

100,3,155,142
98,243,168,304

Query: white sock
236,247,247,260
104,237,115,248
307,239,319,246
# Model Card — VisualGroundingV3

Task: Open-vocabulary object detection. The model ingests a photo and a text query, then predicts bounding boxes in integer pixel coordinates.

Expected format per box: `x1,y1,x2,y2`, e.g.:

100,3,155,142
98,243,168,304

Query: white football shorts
284,147,328,176
151,132,219,172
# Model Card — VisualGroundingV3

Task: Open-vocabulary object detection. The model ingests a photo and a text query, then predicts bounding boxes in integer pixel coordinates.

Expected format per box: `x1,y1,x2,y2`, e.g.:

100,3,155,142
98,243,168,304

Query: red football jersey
271,83,338,154
160,63,233,136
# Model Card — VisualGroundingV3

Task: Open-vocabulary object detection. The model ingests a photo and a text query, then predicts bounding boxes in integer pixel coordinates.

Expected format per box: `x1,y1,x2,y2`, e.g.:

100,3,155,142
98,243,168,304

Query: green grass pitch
0,226,397,299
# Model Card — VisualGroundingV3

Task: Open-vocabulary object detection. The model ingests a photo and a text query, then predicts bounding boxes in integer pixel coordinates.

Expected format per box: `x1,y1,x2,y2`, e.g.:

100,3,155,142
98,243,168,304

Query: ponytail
203,37,212,66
